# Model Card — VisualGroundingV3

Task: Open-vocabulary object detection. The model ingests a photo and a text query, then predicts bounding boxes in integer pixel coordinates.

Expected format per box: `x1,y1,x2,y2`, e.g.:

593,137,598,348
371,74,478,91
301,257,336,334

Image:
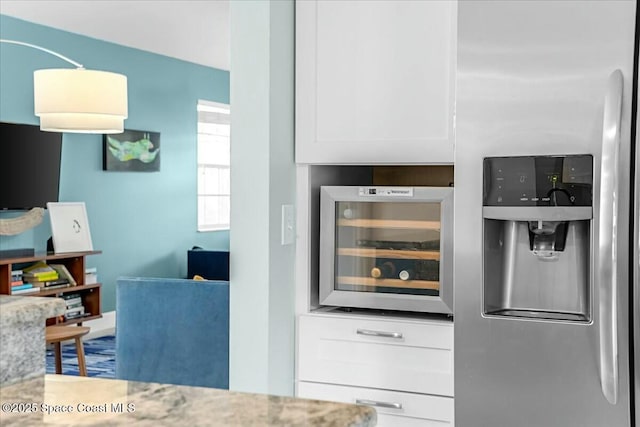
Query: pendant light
1,39,128,134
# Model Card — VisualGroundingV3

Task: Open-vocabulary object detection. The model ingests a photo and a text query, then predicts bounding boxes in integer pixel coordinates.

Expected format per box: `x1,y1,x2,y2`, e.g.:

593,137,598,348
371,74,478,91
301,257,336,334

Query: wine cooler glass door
336,200,442,296
320,186,454,314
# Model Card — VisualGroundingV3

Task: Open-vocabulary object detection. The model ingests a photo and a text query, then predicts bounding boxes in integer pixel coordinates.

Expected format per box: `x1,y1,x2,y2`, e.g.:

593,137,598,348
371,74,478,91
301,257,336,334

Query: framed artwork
47,202,94,254
103,129,160,172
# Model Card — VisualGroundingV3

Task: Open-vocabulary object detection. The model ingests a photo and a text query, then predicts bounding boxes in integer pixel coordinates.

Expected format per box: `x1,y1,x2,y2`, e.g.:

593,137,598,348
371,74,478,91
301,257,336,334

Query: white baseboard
83,310,116,339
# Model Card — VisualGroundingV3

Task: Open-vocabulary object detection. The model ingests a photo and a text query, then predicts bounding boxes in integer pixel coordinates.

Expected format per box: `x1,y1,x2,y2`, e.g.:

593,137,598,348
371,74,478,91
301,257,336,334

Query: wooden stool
46,326,90,376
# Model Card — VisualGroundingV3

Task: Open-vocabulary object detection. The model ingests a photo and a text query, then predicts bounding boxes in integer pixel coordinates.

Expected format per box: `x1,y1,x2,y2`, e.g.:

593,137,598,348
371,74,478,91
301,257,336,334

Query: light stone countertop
0,294,65,325
0,295,66,386
0,375,377,426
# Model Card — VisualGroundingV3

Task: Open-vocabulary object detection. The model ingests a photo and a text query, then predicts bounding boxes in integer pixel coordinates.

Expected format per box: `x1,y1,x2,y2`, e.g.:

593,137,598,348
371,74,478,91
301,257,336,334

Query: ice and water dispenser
482,155,593,322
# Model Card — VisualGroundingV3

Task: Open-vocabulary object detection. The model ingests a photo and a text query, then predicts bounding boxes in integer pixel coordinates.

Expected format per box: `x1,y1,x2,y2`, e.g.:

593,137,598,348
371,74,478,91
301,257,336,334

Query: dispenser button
531,197,539,202
520,197,529,201
542,197,551,202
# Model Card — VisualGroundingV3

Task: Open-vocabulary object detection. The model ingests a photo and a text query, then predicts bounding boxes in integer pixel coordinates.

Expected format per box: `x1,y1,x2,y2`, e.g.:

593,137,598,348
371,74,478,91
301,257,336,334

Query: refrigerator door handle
597,69,623,405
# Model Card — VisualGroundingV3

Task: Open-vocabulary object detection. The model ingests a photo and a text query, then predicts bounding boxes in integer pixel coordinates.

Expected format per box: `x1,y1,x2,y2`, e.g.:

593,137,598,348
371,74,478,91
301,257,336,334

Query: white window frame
197,100,230,232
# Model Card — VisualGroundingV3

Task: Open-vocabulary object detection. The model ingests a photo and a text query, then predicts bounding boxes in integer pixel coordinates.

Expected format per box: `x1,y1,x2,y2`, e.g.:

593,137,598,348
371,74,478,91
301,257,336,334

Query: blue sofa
115,277,229,389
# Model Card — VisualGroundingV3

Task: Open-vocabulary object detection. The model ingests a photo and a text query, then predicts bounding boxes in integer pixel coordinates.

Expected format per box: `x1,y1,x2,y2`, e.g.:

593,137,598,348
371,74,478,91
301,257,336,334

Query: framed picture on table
47,202,94,254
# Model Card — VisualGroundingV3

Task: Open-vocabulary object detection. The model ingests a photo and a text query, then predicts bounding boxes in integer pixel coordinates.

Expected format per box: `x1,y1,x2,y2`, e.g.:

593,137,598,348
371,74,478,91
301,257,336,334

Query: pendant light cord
0,39,84,69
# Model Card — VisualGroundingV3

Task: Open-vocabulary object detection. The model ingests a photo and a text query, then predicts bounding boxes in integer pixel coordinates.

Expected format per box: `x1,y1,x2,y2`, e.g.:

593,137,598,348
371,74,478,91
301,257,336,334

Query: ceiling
0,0,230,70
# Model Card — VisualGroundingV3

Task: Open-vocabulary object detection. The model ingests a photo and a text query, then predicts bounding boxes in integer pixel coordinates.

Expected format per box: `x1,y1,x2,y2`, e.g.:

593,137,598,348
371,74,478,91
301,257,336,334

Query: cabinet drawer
298,314,453,396
297,381,454,427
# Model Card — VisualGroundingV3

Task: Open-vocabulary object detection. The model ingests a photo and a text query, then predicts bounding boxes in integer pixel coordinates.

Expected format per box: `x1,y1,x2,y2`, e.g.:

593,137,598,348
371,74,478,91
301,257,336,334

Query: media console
0,250,102,326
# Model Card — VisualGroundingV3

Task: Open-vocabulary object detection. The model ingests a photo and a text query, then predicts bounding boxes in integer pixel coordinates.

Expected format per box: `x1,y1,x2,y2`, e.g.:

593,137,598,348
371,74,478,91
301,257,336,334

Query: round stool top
45,326,90,343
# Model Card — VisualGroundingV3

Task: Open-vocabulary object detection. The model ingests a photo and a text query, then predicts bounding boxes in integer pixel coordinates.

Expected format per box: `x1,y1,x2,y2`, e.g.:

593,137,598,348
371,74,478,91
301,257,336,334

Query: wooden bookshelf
0,251,102,325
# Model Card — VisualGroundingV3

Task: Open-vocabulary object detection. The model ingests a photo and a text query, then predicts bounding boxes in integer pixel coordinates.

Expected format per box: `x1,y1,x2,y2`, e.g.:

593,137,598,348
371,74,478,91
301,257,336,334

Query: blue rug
46,335,116,378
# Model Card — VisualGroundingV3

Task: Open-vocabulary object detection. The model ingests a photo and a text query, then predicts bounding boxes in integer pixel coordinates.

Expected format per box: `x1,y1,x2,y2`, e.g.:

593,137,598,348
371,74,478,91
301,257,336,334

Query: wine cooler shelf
338,218,441,230
337,256,441,290
338,247,440,261
337,276,440,290
356,239,441,251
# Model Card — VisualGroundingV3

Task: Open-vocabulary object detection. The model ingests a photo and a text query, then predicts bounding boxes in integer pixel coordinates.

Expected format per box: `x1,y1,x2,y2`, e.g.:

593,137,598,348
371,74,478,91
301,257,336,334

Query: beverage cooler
319,186,454,314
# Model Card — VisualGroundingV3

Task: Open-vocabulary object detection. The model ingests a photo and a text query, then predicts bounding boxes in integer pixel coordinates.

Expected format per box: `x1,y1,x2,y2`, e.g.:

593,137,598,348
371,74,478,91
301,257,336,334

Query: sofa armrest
115,277,229,389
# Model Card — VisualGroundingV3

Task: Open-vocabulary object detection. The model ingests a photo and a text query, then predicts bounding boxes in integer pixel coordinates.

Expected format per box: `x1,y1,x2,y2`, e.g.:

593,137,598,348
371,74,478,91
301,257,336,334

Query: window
197,100,230,231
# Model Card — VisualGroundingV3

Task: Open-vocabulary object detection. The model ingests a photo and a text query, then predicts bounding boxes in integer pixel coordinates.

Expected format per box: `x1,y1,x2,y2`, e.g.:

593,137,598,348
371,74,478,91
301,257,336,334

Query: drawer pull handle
356,328,403,339
356,399,403,410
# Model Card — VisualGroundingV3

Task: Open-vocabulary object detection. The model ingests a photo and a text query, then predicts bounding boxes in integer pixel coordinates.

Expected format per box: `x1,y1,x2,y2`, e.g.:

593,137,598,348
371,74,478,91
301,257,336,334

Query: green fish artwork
107,133,159,163
103,130,161,171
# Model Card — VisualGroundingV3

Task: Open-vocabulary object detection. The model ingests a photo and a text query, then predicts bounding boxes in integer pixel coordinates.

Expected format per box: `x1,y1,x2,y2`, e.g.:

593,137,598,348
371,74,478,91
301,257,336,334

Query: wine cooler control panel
358,187,414,197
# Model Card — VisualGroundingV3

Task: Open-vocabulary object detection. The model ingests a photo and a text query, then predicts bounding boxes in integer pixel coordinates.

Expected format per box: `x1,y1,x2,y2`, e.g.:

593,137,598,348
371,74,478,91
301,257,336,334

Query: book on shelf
10,283,34,291
65,311,91,320
66,304,84,312
27,278,70,288
23,271,59,281
38,283,71,291
66,302,84,310
23,261,56,275
49,264,77,286
64,296,83,306
65,305,85,315
12,287,40,295
62,292,82,300
11,280,24,287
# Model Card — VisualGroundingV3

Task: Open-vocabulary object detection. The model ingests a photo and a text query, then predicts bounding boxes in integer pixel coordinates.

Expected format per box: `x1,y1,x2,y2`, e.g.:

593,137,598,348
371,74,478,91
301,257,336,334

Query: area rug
46,334,116,378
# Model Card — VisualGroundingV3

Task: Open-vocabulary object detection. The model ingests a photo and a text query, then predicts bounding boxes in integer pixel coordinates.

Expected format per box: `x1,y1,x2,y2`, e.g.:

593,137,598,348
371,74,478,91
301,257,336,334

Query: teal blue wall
0,15,230,311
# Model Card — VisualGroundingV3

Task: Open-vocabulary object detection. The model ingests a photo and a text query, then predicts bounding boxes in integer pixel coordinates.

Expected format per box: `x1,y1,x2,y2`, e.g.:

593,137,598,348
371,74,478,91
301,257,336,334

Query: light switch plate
281,204,294,245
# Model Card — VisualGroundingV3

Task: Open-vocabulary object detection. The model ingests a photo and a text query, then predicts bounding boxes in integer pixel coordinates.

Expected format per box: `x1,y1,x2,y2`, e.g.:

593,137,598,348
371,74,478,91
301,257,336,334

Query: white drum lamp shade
34,68,128,134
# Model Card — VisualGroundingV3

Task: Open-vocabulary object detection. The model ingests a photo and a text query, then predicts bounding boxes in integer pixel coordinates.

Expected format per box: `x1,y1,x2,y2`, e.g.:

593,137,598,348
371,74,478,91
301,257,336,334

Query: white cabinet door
296,0,457,164
297,381,454,427
297,313,454,396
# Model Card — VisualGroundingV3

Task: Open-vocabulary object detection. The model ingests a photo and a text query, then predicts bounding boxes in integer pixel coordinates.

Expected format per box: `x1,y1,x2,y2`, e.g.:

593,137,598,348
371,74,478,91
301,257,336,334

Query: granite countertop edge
0,295,65,324
0,375,377,426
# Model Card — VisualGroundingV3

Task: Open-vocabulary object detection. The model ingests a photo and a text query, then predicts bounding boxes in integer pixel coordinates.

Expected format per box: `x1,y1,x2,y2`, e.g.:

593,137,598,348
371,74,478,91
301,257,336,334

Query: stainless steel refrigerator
454,1,638,426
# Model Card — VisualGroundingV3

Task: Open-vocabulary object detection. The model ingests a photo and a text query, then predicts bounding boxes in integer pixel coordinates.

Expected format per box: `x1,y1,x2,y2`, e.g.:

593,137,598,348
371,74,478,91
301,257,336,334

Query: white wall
229,0,295,395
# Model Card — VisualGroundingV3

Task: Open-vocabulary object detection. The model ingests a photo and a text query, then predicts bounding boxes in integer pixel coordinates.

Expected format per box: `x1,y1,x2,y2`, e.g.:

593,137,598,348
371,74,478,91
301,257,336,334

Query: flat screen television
0,122,62,210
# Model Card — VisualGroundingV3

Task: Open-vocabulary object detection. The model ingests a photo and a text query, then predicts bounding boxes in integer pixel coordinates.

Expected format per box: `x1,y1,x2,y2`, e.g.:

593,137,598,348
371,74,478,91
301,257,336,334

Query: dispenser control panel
483,155,592,206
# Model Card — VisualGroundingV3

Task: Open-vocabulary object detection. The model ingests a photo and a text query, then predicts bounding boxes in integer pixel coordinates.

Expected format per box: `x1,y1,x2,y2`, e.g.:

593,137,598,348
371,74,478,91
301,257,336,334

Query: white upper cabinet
296,0,457,164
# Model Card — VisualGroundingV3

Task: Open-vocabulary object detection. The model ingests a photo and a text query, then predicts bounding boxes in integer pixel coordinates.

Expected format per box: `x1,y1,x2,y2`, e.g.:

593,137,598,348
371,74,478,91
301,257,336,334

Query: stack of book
11,284,39,295
62,293,88,321
10,269,40,295
22,261,70,291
